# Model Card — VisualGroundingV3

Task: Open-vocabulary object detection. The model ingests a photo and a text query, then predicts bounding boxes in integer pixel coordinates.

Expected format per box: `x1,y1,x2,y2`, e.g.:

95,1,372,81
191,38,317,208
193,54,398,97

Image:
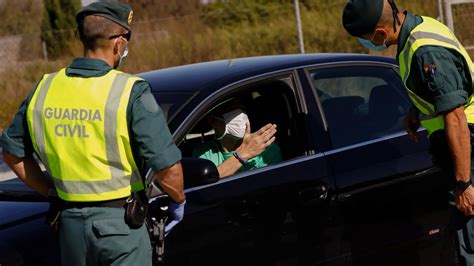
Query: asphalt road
0,149,18,181
0,160,16,181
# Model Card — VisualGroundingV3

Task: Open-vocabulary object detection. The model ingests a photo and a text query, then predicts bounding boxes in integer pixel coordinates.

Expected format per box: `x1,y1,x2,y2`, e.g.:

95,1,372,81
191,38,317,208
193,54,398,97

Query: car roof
138,53,397,94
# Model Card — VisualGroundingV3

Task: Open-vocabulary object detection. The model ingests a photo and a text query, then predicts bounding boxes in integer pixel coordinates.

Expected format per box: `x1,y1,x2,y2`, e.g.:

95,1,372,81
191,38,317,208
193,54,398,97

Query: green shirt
396,12,472,115
192,140,283,173
0,58,181,173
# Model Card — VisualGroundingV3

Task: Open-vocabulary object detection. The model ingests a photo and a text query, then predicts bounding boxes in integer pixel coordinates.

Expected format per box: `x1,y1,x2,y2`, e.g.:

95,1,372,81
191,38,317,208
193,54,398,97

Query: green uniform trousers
59,206,152,266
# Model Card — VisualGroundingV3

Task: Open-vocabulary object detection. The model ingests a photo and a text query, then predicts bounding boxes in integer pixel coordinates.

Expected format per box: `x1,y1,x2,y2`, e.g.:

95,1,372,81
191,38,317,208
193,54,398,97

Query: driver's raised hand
237,122,277,160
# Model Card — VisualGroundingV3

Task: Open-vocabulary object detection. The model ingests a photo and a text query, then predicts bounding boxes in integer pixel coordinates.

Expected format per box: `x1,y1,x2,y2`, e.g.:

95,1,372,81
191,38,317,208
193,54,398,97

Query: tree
41,0,81,59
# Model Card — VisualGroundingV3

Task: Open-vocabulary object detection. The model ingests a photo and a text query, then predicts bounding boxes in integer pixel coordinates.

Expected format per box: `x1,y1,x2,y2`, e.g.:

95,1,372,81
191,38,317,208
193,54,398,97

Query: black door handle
298,184,329,205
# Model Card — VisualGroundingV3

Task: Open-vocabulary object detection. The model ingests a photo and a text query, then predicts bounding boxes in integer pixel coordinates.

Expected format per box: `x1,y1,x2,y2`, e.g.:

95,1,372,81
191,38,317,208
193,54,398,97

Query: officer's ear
374,27,389,43
113,37,120,55
111,37,123,68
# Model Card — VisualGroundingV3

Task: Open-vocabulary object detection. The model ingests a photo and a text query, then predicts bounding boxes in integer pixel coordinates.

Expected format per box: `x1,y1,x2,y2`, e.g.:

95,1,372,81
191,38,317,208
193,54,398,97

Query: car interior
178,79,306,172
311,66,413,149
319,83,410,148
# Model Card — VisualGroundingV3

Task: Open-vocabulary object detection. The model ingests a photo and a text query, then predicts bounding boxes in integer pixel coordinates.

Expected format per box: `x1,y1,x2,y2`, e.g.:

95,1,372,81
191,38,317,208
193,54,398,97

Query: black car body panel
0,179,57,265
0,54,456,266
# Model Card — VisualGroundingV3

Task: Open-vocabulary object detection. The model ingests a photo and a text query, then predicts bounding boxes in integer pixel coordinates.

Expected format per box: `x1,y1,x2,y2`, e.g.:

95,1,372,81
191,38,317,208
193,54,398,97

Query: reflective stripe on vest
398,16,474,136
26,69,144,201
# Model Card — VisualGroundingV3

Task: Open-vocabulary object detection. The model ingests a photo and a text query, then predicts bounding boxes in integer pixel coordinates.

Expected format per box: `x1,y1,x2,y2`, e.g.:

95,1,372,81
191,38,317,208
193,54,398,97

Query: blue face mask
357,31,388,51
118,47,128,67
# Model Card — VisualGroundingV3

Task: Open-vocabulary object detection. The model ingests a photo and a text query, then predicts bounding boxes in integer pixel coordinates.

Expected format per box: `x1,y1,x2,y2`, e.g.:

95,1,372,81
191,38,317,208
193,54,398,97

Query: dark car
0,54,457,266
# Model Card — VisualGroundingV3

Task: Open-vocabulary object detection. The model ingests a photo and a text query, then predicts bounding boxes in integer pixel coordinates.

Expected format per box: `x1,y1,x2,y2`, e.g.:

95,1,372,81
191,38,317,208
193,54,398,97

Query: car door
301,62,455,266
162,71,335,266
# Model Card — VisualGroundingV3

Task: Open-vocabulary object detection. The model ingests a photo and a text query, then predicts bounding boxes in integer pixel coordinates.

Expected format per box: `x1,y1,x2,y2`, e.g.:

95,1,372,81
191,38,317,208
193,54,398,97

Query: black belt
64,197,127,209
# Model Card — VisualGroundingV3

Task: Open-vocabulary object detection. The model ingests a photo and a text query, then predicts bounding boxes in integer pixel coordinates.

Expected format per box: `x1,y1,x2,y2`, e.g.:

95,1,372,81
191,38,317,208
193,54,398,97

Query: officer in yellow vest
343,0,474,264
1,2,185,265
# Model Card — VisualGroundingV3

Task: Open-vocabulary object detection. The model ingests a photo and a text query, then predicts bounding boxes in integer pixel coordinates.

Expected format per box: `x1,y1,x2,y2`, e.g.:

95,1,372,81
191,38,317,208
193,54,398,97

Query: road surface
0,149,18,181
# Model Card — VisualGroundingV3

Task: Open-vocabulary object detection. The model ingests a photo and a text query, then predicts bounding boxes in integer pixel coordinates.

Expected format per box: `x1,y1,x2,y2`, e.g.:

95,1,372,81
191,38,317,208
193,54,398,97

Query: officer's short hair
78,15,127,49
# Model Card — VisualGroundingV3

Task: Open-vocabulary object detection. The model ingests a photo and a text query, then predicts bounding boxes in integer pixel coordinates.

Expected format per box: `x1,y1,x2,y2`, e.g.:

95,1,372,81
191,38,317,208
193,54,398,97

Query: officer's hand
237,123,277,160
164,200,185,237
404,108,420,143
456,186,474,216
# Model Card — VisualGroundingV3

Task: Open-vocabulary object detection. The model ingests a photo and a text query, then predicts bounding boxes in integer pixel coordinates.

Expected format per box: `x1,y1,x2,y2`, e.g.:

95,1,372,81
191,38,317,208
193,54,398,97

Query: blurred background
0,0,470,131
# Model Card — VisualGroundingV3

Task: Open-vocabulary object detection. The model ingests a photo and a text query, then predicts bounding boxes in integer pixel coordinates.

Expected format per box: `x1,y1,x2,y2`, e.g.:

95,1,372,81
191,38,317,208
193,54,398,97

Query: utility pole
437,0,444,23
294,0,305,54
445,0,454,31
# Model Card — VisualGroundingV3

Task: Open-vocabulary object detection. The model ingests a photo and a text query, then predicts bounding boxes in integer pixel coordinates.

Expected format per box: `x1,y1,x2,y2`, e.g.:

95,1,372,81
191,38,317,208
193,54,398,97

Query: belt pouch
125,190,149,229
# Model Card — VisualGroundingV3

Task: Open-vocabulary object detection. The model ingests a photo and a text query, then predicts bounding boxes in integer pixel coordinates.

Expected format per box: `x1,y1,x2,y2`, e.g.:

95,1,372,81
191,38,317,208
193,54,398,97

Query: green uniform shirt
192,140,283,173
396,12,472,115
0,58,181,173
396,12,474,167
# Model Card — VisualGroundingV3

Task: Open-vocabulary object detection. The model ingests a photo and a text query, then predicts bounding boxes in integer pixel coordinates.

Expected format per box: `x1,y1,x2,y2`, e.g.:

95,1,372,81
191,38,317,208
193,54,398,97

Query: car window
178,77,307,178
309,66,412,148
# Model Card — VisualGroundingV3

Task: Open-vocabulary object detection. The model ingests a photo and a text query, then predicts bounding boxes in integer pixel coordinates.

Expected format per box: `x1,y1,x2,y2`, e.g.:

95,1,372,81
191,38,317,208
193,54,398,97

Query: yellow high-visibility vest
26,68,144,202
398,16,474,136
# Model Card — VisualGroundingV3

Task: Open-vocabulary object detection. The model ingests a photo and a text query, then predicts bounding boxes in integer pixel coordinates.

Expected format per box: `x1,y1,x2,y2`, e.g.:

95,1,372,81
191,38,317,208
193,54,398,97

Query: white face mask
114,36,129,69
216,109,249,140
118,47,128,67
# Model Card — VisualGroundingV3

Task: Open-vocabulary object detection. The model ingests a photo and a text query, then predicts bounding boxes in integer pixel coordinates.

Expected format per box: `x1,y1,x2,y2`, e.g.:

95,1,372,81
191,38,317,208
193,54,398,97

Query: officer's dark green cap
76,1,133,32
342,0,384,37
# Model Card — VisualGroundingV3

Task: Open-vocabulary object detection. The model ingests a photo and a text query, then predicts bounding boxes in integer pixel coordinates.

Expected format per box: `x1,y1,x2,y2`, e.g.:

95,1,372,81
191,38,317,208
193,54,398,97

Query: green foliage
0,0,444,131
201,0,292,26
0,59,66,130
41,0,81,59
130,0,201,21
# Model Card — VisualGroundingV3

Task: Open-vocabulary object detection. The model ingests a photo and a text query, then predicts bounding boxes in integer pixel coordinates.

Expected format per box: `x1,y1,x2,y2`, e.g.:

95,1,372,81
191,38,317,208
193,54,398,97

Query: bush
41,0,81,59
0,0,42,37
0,0,442,131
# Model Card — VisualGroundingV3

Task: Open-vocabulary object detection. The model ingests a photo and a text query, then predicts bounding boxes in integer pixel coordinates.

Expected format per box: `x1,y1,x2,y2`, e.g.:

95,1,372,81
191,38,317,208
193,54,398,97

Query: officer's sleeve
413,48,469,114
0,81,39,158
130,81,181,172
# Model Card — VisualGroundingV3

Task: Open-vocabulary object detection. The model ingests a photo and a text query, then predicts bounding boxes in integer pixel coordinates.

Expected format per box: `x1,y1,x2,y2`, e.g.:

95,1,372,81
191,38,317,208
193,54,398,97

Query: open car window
178,77,307,177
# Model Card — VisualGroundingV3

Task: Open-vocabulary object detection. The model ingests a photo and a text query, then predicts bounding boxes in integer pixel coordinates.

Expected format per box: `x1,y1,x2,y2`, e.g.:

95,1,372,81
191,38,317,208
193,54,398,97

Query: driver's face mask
215,109,249,140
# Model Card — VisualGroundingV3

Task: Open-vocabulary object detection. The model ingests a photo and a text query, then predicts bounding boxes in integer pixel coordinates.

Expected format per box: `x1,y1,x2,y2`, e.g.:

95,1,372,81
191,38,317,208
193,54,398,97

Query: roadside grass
0,60,66,127
0,0,440,130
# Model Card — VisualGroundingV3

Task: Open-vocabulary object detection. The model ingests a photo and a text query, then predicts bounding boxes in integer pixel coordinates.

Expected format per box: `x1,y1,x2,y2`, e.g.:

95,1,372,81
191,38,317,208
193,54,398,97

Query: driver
193,102,283,177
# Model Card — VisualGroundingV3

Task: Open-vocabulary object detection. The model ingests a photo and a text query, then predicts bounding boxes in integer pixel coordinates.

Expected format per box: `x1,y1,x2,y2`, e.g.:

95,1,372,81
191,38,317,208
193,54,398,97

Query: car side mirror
181,157,220,189
147,157,220,199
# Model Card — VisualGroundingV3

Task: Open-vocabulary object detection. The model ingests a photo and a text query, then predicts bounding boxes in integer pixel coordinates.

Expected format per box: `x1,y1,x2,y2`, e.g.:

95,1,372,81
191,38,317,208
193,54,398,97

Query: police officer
343,0,474,264
1,1,185,265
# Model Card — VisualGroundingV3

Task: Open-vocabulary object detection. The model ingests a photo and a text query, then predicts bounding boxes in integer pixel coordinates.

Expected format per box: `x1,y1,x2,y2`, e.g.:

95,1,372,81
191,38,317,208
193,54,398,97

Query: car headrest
368,84,402,117
322,96,364,117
